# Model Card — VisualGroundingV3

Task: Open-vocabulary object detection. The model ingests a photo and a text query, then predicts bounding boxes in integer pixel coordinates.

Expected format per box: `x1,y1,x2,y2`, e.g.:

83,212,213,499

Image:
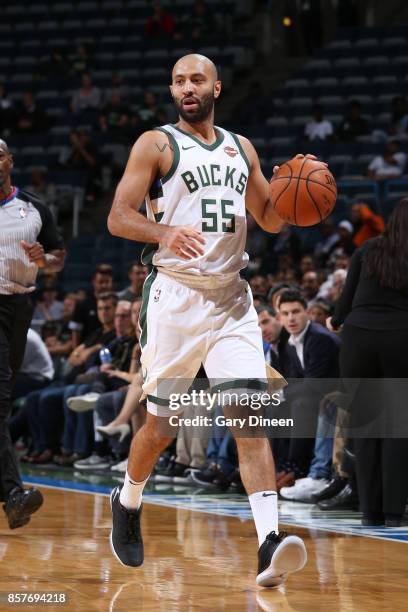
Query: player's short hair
255,303,277,317
278,290,307,310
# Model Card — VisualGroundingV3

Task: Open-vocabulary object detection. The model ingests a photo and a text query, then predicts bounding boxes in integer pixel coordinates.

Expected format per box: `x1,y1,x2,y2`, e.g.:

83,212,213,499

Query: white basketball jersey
142,124,251,282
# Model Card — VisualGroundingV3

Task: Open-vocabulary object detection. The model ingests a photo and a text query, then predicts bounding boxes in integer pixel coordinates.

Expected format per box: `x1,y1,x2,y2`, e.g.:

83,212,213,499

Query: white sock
249,490,279,547
119,471,149,510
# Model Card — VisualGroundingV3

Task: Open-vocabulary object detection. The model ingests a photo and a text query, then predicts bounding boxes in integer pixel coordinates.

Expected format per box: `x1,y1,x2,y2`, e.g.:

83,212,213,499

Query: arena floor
0,467,406,611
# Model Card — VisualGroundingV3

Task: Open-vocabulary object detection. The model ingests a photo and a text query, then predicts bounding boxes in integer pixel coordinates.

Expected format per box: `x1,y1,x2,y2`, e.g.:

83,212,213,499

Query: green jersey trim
141,212,164,266
229,132,251,174
154,127,180,184
172,124,225,151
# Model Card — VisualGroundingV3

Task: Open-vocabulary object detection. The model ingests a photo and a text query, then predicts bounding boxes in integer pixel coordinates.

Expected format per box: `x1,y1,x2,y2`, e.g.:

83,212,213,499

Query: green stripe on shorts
139,267,157,349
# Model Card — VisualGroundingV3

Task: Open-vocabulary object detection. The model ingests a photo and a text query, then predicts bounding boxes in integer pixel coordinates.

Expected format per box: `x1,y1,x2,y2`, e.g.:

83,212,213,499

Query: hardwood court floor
0,486,407,612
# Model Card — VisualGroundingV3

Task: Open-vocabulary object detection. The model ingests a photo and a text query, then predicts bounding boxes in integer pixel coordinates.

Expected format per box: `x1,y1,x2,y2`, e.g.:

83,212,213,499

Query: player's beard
175,92,215,124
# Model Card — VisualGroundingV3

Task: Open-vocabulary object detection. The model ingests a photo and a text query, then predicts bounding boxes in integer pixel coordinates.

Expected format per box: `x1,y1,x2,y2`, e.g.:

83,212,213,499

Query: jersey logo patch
224,146,238,157
182,145,195,150
153,288,162,302
19,207,27,218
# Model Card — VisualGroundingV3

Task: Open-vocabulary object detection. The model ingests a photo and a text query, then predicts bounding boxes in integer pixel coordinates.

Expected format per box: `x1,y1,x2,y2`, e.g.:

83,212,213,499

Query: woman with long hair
328,199,408,527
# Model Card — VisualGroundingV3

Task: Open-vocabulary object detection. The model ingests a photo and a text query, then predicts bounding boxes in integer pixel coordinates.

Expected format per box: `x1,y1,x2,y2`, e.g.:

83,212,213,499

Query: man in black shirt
0,139,65,529
69,264,113,348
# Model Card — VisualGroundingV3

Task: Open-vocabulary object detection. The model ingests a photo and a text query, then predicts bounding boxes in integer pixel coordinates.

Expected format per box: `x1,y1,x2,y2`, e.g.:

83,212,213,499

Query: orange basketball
270,156,337,227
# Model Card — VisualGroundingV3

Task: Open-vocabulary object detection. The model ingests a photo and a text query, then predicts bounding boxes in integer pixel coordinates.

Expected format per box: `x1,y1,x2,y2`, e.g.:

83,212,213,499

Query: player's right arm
108,131,205,260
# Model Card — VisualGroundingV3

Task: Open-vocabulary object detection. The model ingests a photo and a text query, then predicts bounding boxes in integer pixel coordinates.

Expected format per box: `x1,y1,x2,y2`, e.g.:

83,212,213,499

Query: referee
0,139,65,528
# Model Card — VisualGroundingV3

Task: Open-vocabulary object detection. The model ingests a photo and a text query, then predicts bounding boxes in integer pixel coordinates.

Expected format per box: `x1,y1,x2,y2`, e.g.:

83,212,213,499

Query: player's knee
144,416,175,450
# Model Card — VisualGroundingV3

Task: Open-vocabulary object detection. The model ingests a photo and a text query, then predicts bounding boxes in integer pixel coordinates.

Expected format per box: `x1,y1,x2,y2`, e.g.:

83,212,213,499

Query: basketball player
107,55,307,587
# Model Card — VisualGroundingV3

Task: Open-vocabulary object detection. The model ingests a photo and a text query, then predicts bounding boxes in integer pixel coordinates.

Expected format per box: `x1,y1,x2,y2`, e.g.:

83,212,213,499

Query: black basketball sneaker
110,486,144,567
257,531,307,587
3,487,44,529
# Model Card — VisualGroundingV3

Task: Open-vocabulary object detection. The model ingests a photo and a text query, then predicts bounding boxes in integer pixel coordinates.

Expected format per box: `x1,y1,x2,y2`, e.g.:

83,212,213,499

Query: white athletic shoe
110,459,128,473
67,392,101,412
280,477,329,502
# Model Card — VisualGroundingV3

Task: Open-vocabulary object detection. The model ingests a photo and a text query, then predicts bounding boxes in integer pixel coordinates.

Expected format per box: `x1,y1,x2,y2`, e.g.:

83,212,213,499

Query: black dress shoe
361,514,384,526
317,483,358,511
311,477,348,503
3,487,44,529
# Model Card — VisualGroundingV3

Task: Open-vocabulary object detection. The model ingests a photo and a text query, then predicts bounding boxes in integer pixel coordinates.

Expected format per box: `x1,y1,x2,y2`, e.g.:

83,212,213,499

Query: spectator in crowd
117,262,148,302
256,304,289,373
43,292,78,377
268,225,301,270
13,329,54,400
276,290,340,495
367,141,406,180
137,91,166,130
71,73,101,115
32,284,64,324
70,44,93,77
313,218,340,264
308,299,331,328
337,100,369,141
15,92,49,134
336,220,355,256
318,268,347,302
40,47,71,85
55,300,136,467
351,203,385,248
186,1,216,40
267,282,294,310
69,264,114,348
388,96,408,137
249,274,269,299
75,300,144,472
99,93,132,143
304,105,333,142
301,271,320,305
299,255,316,275
0,84,14,136
25,169,56,212
13,292,118,465
105,73,130,104
59,128,101,199
145,4,177,38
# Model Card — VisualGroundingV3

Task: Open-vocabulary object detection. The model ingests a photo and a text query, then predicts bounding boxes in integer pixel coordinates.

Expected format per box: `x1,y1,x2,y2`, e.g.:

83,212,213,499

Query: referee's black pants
0,294,33,502
340,324,408,518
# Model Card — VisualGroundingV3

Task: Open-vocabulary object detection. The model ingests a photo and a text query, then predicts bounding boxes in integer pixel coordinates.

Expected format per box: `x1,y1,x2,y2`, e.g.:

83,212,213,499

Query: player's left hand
272,154,328,177
21,240,46,267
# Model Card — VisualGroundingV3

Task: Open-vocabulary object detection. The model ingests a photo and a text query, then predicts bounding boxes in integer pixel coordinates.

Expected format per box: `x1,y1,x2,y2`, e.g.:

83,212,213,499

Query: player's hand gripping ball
270,154,337,227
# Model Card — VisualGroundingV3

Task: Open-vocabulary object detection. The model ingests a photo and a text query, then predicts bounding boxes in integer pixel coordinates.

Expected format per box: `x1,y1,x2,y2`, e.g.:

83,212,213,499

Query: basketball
270,156,337,227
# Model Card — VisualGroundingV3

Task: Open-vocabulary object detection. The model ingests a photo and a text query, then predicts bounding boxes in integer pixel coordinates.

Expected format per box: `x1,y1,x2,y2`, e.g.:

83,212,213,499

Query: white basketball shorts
139,270,267,417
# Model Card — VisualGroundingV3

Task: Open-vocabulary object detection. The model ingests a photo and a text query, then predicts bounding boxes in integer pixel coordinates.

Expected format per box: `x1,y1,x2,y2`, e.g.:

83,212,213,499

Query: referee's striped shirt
0,187,64,295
